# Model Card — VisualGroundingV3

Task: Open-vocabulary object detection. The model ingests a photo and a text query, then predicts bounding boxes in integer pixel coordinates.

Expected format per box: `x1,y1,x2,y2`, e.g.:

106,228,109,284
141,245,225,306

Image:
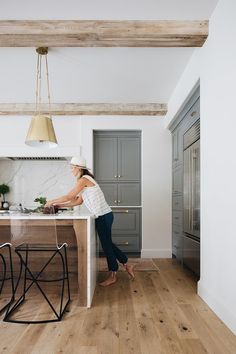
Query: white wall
165,0,236,334
0,115,172,258
0,116,81,157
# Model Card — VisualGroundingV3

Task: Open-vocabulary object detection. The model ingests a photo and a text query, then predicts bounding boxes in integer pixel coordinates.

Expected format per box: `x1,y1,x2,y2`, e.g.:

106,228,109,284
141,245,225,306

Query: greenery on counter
0,183,10,202
34,197,47,206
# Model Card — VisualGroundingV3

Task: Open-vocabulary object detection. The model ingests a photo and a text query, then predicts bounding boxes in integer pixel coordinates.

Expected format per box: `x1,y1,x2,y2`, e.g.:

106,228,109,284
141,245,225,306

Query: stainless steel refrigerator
183,120,200,276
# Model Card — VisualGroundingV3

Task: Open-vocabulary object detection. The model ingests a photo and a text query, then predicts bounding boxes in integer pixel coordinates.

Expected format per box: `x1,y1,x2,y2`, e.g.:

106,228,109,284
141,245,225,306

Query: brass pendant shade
25,115,57,148
25,47,58,148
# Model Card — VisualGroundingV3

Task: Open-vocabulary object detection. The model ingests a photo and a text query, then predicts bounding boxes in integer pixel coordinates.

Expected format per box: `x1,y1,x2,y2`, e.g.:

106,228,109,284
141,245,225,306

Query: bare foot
99,272,117,287
123,264,135,279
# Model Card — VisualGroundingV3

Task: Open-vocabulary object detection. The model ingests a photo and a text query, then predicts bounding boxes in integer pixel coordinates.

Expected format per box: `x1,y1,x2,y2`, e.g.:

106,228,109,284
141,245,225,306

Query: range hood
5,157,69,161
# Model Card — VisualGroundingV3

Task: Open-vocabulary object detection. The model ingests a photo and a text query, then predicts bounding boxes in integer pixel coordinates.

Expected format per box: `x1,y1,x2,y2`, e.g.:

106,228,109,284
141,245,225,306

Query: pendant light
25,47,58,148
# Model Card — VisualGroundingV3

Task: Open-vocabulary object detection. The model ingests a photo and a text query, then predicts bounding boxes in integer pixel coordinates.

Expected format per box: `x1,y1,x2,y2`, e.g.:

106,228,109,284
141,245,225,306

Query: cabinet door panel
173,210,183,226
173,165,183,195
112,209,140,235
112,236,140,252
172,224,183,260
173,239,183,260
99,183,118,206
94,136,117,181
181,98,200,134
183,235,200,276
118,137,140,181
172,127,183,168
117,183,141,206
172,195,182,211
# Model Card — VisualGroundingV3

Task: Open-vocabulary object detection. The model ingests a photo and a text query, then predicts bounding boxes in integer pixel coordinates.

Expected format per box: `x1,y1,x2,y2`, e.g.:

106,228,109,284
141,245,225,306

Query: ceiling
0,0,218,105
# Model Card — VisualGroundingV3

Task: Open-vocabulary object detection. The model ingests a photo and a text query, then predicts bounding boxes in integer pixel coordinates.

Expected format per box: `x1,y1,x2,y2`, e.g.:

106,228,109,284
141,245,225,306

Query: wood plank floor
0,259,236,354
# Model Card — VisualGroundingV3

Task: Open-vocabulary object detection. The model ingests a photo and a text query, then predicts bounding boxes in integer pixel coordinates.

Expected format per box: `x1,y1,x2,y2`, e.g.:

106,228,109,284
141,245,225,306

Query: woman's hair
80,168,95,179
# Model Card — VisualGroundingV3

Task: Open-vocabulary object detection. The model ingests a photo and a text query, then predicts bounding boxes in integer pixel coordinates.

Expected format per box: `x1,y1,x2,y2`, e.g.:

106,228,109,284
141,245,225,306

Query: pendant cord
35,51,51,117
35,53,40,114
38,54,42,115
45,54,51,118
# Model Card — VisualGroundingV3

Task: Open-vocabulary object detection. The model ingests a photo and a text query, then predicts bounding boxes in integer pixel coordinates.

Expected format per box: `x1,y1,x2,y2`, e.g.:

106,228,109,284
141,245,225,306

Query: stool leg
0,253,7,295
8,246,15,301
23,247,29,301
0,245,15,314
64,247,71,301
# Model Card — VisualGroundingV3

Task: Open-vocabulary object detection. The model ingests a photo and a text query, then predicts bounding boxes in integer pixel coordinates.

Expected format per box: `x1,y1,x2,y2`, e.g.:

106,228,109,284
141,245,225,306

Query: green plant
0,183,10,202
34,197,47,206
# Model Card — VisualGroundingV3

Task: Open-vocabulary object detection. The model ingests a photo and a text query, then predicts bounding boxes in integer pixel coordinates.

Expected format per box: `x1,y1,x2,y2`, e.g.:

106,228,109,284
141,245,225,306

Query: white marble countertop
0,211,95,220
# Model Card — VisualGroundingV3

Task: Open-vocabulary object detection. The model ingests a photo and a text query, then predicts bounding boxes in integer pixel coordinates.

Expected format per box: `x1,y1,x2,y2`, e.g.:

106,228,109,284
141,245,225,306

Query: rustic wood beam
0,103,167,116
0,20,208,47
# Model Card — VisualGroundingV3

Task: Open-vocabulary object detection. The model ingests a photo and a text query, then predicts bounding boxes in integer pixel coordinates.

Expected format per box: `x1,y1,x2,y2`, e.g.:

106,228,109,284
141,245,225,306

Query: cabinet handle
191,111,197,117
114,175,117,178
116,241,129,246
113,209,129,213
174,217,179,220
114,200,117,204
118,200,121,203
118,175,121,178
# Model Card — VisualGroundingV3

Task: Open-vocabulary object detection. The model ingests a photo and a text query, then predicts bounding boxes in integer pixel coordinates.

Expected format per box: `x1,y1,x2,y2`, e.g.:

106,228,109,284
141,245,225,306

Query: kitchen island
0,212,97,308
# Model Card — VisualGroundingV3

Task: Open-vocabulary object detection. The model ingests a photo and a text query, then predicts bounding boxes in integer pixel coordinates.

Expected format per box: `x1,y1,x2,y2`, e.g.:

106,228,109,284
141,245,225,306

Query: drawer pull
116,241,129,246
174,231,180,235
174,217,179,220
191,111,197,117
113,209,129,213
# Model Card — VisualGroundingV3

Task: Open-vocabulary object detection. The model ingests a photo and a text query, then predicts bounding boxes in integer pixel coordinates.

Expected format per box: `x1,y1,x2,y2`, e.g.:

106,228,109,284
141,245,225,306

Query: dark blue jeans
95,212,128,271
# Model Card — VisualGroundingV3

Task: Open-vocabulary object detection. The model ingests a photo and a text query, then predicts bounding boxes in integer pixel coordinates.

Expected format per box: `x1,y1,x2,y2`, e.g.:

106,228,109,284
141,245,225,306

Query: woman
45,156,134,286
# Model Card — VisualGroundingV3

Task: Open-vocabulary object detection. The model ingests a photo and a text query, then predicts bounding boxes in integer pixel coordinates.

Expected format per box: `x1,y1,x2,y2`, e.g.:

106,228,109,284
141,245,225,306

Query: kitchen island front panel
0,212,97,308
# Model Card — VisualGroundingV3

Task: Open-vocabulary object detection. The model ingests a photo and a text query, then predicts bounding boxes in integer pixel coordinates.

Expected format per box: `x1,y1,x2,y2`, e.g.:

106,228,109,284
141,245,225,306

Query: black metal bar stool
0,242,15,314
4,215,71,324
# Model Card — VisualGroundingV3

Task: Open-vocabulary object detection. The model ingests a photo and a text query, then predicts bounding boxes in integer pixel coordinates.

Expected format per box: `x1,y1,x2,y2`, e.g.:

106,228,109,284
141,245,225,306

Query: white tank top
80,175,111,218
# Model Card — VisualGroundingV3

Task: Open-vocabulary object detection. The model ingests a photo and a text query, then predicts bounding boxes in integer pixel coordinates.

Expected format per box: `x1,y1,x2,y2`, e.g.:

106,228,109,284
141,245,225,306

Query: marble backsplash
0,160,82,209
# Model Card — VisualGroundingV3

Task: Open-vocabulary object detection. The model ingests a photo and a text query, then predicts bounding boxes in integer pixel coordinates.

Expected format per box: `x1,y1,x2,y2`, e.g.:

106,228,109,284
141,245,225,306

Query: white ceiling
0,0,218,20
0,0,219,104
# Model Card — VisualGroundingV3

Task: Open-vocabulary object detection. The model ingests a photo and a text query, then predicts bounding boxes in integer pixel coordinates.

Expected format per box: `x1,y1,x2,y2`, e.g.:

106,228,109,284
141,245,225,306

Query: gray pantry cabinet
169,88,200,262
94,131,141,253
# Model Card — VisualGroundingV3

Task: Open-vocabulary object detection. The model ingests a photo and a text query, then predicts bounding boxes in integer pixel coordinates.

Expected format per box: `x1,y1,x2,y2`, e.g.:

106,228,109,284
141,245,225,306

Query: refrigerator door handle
189,147,192,231
191,146,195,234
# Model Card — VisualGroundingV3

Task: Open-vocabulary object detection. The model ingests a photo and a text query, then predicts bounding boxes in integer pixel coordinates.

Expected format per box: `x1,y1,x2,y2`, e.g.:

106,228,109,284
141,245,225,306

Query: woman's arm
45,178,87,207
56,195,83,208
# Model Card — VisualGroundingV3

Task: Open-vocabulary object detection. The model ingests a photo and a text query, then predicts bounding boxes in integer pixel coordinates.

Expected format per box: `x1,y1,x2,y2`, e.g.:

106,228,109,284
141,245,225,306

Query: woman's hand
45,201,53,208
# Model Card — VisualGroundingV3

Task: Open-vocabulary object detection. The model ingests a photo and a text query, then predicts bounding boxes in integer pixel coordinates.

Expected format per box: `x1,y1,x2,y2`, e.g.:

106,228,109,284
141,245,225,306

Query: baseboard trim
141,249,172,258
198,280,236,335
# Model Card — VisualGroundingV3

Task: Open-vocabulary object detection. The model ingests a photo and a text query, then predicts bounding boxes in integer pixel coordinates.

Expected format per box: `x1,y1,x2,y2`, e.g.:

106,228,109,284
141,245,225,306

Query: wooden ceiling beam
0,103,167,116
0,20,208,47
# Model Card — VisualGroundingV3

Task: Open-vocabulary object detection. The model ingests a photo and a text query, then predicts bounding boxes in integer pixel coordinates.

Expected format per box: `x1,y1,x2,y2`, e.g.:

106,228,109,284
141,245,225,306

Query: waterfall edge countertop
0,211,97,308
0,211,95,219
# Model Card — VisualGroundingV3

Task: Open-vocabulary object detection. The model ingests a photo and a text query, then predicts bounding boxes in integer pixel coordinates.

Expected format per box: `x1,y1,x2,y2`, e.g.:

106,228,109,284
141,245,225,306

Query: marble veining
0,160,77,208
